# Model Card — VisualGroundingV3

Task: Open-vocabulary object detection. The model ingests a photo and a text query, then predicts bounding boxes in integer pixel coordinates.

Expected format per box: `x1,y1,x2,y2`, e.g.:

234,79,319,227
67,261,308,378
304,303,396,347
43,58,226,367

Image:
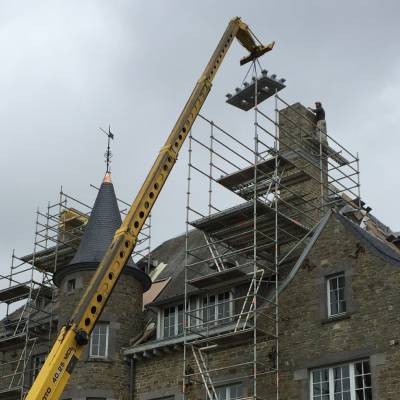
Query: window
162,304,183,338
327,274,346,317
202,291,231,326
310,360,372,400
67,279,76,293
89,322,109,358
31,353,46,383
215,383,243,400
188,296,199,329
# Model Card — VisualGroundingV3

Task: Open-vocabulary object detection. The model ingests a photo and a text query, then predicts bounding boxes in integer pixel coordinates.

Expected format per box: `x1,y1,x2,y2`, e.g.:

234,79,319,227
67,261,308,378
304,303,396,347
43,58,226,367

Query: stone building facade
1,102,400,400
125,215,400,400
123,103,400,400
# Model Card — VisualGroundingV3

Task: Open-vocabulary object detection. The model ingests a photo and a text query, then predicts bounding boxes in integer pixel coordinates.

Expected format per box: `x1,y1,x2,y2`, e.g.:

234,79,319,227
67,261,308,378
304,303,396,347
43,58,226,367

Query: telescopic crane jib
25,17,274,400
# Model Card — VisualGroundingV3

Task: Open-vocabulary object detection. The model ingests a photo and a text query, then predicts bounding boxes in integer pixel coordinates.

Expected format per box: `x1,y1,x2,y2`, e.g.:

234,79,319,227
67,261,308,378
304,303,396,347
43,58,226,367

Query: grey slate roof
145,229,301,306
70,181,132,266
145,229,209,304
142,228,255,305
53,179,151,290
335,212,400,266
144,210,400,308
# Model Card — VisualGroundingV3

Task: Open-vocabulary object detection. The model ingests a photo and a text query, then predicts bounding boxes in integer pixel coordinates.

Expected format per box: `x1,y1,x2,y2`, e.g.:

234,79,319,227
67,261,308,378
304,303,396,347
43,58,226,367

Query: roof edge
335,212,400,267
53,262,152,292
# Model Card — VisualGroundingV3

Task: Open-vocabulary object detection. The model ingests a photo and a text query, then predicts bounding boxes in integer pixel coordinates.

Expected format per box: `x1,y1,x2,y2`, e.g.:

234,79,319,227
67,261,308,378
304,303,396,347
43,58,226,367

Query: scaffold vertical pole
183,132,193,400
208,121,214,217
253,60,259,400
274,91,280,400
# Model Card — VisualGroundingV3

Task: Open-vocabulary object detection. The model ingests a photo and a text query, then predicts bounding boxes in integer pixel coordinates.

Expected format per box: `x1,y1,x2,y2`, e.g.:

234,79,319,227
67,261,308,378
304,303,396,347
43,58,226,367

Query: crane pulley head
232,17,275,66
240,41,275,66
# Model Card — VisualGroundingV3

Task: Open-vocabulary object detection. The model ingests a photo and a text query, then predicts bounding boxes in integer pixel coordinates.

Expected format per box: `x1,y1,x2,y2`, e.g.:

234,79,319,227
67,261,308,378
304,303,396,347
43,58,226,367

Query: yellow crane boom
26,16,274,400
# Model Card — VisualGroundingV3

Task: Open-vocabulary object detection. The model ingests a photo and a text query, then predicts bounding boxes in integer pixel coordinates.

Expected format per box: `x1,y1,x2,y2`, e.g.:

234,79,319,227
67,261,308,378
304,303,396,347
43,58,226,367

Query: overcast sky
0,0,399,276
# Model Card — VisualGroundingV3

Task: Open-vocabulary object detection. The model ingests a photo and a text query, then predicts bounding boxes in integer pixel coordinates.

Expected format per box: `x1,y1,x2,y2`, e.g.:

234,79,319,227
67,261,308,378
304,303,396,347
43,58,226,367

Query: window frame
309,359,372,400
326,273,346,318
187,295,200,329
161,304,184,338
159,290,234,339
215,382,243,400
201,290,233,327
89,322,110,359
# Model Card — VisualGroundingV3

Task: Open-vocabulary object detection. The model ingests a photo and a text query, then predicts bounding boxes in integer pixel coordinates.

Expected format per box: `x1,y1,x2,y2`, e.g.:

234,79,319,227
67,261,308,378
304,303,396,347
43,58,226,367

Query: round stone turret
54,173,151,399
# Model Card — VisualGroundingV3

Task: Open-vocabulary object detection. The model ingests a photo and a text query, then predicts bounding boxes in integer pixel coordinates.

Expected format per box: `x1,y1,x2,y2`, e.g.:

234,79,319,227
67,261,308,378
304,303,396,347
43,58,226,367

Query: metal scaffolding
0,186,152,400
0,189,87,400
183,63,360,400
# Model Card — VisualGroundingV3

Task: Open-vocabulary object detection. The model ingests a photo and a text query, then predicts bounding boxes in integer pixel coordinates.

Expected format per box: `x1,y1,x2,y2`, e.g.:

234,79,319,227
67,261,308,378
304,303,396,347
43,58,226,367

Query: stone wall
132,214,400,400
57,269,144,400
265,214,400,400
279,103,328,227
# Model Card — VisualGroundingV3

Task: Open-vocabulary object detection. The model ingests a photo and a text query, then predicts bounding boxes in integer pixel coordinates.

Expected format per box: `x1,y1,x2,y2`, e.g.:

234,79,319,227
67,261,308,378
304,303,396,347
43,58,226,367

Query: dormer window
202,291,231,327
159,291,233,339
162,304,183,338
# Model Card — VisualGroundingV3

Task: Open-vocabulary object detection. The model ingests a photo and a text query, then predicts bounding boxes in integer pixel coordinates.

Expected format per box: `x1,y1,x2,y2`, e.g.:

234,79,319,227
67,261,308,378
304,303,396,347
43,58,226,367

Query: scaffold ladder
235,269,265,331
191,345,218,400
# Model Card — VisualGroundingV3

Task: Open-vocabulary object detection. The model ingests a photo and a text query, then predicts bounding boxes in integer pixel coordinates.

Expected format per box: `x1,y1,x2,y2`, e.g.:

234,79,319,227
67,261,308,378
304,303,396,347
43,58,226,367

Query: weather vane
99,125,114,173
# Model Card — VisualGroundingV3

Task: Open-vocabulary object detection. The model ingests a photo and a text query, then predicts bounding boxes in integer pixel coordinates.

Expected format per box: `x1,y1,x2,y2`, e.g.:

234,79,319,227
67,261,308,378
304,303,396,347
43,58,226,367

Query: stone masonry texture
58,269,144,400
132,214,400,400
2,103,399,400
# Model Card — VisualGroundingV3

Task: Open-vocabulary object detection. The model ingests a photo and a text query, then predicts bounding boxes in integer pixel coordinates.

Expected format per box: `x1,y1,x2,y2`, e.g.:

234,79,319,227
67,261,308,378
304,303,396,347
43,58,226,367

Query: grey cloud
0,0,399,274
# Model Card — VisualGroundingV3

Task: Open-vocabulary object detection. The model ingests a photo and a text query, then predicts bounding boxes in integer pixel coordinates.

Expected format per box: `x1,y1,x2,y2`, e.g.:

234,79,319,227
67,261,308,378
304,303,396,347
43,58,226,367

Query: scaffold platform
190,200,310,259
188,264,249,288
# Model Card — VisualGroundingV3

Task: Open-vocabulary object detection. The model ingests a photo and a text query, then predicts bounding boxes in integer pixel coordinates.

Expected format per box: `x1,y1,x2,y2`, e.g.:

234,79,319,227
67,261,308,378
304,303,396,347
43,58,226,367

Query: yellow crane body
25,17,274,400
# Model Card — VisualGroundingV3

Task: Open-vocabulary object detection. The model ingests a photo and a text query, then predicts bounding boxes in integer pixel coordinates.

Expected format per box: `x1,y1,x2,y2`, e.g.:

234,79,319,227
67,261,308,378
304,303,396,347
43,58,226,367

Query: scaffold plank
236,171,311,200
0,284,30,304
188,266,247,288
306,136,350,166
0,282,53,305
325,145,349,166
217,155,295,190
0,333,26,350
189,326,271,348
216,155,313,202
190,200,309,259
21,245,76,273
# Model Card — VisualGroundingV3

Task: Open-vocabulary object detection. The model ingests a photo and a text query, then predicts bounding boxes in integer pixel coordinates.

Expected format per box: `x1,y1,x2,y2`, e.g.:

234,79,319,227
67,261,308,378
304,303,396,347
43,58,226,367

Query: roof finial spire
99,125,114,176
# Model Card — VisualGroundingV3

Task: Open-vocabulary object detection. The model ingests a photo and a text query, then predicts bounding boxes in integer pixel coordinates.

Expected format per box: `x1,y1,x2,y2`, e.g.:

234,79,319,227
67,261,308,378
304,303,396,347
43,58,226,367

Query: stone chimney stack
278,103,328,226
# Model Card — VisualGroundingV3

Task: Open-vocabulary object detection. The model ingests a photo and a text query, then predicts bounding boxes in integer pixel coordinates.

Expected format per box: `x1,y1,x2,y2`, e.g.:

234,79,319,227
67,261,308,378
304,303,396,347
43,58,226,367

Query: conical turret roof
53,173,151,291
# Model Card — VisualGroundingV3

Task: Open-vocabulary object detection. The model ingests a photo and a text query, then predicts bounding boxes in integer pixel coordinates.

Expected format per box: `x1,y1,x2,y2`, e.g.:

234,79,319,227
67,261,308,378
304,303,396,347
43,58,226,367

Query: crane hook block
75,330,89,346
